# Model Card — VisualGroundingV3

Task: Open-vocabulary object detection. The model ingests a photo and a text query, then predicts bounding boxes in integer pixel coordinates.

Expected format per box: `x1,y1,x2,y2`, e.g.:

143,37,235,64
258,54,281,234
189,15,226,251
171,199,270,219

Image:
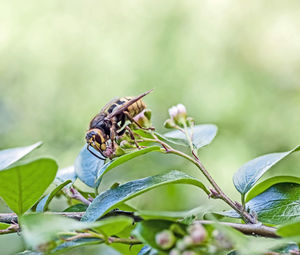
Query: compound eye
94,134,103,144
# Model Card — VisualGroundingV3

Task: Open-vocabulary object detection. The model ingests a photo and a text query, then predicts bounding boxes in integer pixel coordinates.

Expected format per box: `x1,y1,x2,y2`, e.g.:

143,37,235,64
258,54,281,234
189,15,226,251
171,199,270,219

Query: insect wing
106,89,153,119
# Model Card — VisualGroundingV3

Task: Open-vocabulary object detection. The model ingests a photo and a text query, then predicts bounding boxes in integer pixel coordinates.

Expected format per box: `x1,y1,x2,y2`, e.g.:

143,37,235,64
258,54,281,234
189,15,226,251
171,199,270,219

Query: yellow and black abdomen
123,97,146,118
105,97,146,119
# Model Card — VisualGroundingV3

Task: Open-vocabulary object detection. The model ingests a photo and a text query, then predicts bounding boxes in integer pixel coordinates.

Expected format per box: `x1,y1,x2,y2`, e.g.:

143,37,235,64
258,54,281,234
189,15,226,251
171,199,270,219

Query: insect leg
125,126,141,149
123,111,155,131
110,117,118,151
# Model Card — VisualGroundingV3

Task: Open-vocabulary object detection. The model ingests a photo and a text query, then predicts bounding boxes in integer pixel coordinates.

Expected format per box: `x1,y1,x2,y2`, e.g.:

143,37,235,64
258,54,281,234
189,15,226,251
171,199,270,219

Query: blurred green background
1,0,300,254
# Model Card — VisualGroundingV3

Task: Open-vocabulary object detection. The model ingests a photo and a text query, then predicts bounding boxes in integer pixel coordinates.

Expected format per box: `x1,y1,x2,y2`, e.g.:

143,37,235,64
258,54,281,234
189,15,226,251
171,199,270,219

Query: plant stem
0,212,276,238
150,134,257,224
64,231,142,245
195,220,278,238
68,187,91,206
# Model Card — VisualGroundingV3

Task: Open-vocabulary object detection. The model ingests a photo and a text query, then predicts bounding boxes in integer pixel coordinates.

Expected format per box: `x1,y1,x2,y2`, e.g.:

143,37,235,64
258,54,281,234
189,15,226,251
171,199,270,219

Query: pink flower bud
155,230,176,250
187,223,206,244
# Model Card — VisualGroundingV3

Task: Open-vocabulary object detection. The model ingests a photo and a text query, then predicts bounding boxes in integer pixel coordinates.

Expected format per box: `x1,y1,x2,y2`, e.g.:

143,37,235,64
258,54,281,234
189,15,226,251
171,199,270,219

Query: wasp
85,89,153,160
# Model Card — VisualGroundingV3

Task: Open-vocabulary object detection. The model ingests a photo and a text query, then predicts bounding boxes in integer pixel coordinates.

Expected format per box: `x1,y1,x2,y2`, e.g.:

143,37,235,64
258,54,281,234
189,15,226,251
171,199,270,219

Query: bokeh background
0,0,300,254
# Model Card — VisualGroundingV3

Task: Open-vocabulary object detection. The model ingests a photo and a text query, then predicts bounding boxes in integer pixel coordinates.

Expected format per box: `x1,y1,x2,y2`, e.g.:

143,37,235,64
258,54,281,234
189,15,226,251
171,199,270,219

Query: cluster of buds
164,104,194,129
155,222,207,255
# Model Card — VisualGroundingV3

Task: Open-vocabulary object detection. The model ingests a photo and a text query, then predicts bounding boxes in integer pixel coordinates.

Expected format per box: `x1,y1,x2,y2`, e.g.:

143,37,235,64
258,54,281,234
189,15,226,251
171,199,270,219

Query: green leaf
138,246,160,255
92,216,133,236
132,220,176,251
63,204,88,212
81,170,209,222
277,222,300,237
55,166,77,184
36,180,72,212
74,145,105,188
52,238,102,254
233,145,300,195
160,124,217,149
0,142,42,170
0,158,58,215
21,213,104,249
136,206,205,222
246,176,300,202
221,182,300,225
96,146,161,185
0,222,10,230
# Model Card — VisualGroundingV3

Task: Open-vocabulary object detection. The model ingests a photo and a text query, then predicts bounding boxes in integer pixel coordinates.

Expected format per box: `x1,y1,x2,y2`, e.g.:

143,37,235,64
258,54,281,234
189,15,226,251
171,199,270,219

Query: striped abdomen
106,96,146,119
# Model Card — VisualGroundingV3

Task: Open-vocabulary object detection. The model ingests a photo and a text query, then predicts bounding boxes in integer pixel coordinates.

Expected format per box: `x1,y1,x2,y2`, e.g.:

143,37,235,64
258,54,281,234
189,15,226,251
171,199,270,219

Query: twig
195,220,278,238
0,223,19,235
0,212,277,238
150,134,257,224
65,232,141,245
68,187,91,205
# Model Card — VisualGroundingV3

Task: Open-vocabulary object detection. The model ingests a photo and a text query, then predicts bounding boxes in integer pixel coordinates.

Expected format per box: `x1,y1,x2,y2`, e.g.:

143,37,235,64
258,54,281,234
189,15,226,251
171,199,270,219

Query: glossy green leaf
36,180,72,212
74,145,105,188
246,176,300,202
21,213,104,249
55,166,77,184
0,158,58,215
161,124,217,149
277,222,300,237
233,145,300,195
96,146,161,185
92,216,133,236
221,182,300,225
0,142,42,170
133,220,176,251
82,170,209,222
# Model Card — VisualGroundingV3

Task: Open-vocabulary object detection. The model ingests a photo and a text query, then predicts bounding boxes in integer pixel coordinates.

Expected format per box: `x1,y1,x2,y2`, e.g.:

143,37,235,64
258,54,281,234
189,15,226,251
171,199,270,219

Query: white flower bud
168,106,178,119
169,248,181,255
177,104,186,116
183,236,193,247
167,104,188,127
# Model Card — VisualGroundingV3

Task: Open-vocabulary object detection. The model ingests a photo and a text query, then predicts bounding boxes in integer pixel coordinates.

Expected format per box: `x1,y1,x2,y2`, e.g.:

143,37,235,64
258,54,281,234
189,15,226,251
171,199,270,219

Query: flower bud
176,239,186,251
182,251,196,255
168,104,187,127
164,119,176,129
155,230,176,250
169,248,181,255
133,109,152,128
186,117,194,127
187,223,206,244
183,236,193,247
